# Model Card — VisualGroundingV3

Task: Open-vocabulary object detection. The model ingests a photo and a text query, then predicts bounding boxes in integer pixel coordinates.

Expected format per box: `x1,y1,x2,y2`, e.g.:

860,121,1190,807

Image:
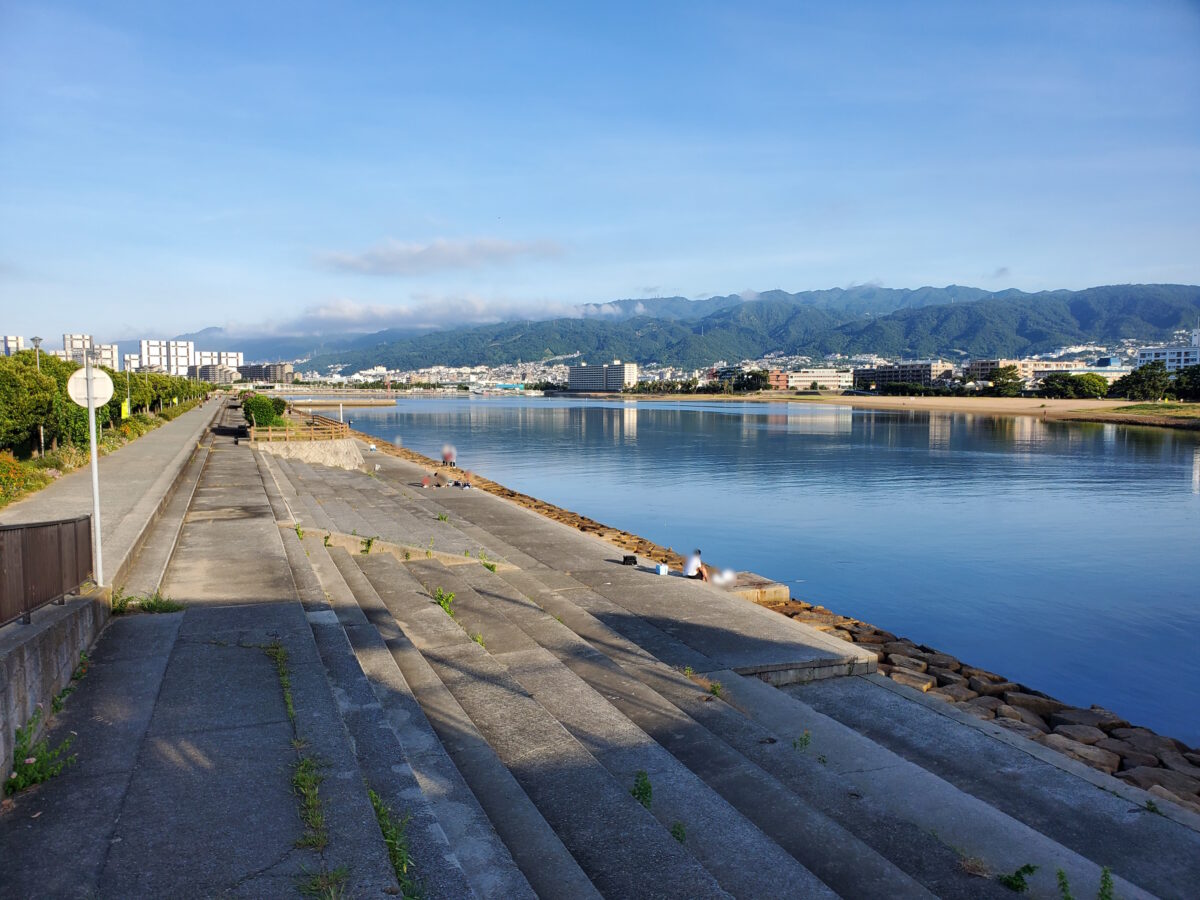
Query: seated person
684,549,710,582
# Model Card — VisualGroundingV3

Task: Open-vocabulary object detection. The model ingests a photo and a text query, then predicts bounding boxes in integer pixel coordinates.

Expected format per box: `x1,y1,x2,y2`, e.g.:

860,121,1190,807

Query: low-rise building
1031,365,1132,385
1137,329,1200,371
567,360,638,391
963,358,1078,383
786,368,854,391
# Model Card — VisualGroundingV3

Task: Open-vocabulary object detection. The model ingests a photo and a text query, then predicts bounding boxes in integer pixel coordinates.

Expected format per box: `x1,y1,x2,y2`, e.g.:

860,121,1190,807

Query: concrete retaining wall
0,597,104,780
254,438,364,470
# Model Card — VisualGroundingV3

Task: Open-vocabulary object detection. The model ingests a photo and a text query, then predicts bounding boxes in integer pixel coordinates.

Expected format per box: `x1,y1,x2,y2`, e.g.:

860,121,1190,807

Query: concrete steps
402,558,835,899
263,454,1199,899
788,674,1199,900
352,553,731,899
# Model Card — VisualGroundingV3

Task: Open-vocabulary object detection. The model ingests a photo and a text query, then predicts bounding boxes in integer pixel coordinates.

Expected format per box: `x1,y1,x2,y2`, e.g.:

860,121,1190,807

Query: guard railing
0,515,93,627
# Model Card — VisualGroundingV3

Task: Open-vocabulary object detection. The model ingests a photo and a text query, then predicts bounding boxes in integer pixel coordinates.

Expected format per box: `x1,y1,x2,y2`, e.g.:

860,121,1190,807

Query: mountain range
172,284,1200,372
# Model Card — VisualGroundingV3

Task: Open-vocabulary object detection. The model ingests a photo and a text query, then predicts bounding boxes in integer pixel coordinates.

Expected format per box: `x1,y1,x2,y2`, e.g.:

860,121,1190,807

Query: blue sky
2,1,1199,342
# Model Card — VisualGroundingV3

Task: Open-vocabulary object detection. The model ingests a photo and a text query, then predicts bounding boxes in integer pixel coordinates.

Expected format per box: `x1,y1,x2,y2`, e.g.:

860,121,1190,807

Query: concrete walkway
0,410,397,898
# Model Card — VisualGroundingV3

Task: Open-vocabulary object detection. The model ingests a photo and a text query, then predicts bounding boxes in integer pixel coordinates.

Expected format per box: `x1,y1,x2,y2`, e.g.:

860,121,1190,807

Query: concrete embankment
355,427,1200,816
5,420,1198,898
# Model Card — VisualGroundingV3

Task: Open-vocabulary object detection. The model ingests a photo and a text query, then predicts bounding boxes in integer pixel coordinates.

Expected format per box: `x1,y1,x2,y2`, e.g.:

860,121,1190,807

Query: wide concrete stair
261,451,1198,899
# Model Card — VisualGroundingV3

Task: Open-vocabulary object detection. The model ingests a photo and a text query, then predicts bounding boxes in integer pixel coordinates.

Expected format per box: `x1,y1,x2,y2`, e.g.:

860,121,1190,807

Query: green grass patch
432,587,455,618
5,706,76,795
1110,402,1200,419
298,865,348,899
631,770,652,809
292,755,328,851
368,788,421,898
263,641,295,722
111,588,183,615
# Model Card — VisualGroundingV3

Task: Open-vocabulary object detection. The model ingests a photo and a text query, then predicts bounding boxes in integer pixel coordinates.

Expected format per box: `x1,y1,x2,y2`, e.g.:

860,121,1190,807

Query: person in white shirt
684,549,709,582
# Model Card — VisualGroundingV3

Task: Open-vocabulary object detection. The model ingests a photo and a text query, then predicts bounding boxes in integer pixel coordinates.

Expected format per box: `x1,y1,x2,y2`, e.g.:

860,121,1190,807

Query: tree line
0,350,210,455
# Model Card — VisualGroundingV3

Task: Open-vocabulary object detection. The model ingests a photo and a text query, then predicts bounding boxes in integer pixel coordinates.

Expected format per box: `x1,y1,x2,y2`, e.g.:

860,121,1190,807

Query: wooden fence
249,414,350,443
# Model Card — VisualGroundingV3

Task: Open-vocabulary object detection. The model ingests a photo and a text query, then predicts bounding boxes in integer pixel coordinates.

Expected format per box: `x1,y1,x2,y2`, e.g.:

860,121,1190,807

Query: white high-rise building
1137,328,1200,372
218,351,244,368
95,343,120,370
1,336,24,356
140,339,195,376
63,333,93,363
123,353,140,372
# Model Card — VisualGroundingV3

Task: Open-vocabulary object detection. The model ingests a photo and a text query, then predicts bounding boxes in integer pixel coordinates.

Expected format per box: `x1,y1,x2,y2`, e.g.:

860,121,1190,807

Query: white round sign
67,368,115,408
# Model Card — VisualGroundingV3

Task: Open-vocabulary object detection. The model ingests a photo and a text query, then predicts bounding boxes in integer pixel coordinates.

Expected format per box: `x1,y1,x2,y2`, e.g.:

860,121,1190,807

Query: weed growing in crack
294,523,305,540
368,788,420,898
323,532,331,547
670,821,686,843
432,588,455,618
138,591,184,614
262,641,295,722
996,863,1038,893
793,730,812,752
708,681,723,698
360,535,376,554
471,632,485,648
292,756,328,851
631,770,652,809
5,707,76,795
437,513,449,522
297,864,347,898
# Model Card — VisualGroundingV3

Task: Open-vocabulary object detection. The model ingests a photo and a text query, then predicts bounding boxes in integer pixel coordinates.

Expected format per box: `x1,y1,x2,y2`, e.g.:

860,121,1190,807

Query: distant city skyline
2,1,1199,341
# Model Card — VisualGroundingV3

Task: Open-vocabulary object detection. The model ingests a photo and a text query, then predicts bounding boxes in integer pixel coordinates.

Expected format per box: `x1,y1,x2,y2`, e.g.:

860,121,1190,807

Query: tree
986,365,1022,397
1038,372,1077,398
1071,373,1109,399
1172,365,1200,402
1109,361,1170,401
0,356,56,452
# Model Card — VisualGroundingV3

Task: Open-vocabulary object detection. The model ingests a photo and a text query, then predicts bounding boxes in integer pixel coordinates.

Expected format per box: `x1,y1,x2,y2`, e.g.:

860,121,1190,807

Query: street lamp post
31,336,44,456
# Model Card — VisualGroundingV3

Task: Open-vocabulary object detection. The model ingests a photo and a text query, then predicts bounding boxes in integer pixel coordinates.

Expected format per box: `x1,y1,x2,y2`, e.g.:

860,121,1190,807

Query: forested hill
298,284,1200,372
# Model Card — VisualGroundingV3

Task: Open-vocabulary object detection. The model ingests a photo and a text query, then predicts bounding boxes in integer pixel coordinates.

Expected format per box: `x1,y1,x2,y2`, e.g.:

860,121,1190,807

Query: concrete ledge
253,438,364,470
0,596,103,779
314,528,515,572
737,656,875,686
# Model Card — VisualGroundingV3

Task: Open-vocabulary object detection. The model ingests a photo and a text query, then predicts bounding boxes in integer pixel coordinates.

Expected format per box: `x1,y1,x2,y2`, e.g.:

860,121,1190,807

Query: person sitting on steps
685,549,710,582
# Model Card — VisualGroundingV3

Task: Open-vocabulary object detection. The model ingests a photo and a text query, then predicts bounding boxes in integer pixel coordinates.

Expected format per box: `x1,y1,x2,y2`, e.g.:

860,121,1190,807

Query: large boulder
923,653,960,671
1110,728,1187,756
888,654,928,673
993,718,1046,740
997,705,1050,733
969,696,1005,711
1053,724,1106,745
1039,734,1121,774
1146,785,1200,816
930,683,978,703
1094,738,1160,770
889,669,936,692
1159,750,1200,780
1004,691,1069,717
930,667,967,687
1048,707,1129,732
1115,766,1200,799
968,677,1019,697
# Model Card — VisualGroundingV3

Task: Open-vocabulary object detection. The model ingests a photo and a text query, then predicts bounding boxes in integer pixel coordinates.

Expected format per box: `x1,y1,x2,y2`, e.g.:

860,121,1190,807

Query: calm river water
348,396,1200,745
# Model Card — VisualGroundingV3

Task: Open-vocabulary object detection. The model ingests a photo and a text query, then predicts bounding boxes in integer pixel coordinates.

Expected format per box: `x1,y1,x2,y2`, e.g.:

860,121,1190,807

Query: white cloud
237,294,584,336
318,237,564,276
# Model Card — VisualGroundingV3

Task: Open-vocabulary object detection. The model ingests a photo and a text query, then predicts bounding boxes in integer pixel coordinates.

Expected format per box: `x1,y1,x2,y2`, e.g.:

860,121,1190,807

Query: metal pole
32,337,44,455
85,351,104,586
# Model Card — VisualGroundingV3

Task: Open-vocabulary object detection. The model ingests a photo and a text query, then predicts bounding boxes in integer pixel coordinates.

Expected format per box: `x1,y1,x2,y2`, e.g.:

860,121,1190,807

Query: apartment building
2,336,24,356
238,362,294,383
1137,329,1200,372
854,360,955,389
140,339,195,376
567,360,638,391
